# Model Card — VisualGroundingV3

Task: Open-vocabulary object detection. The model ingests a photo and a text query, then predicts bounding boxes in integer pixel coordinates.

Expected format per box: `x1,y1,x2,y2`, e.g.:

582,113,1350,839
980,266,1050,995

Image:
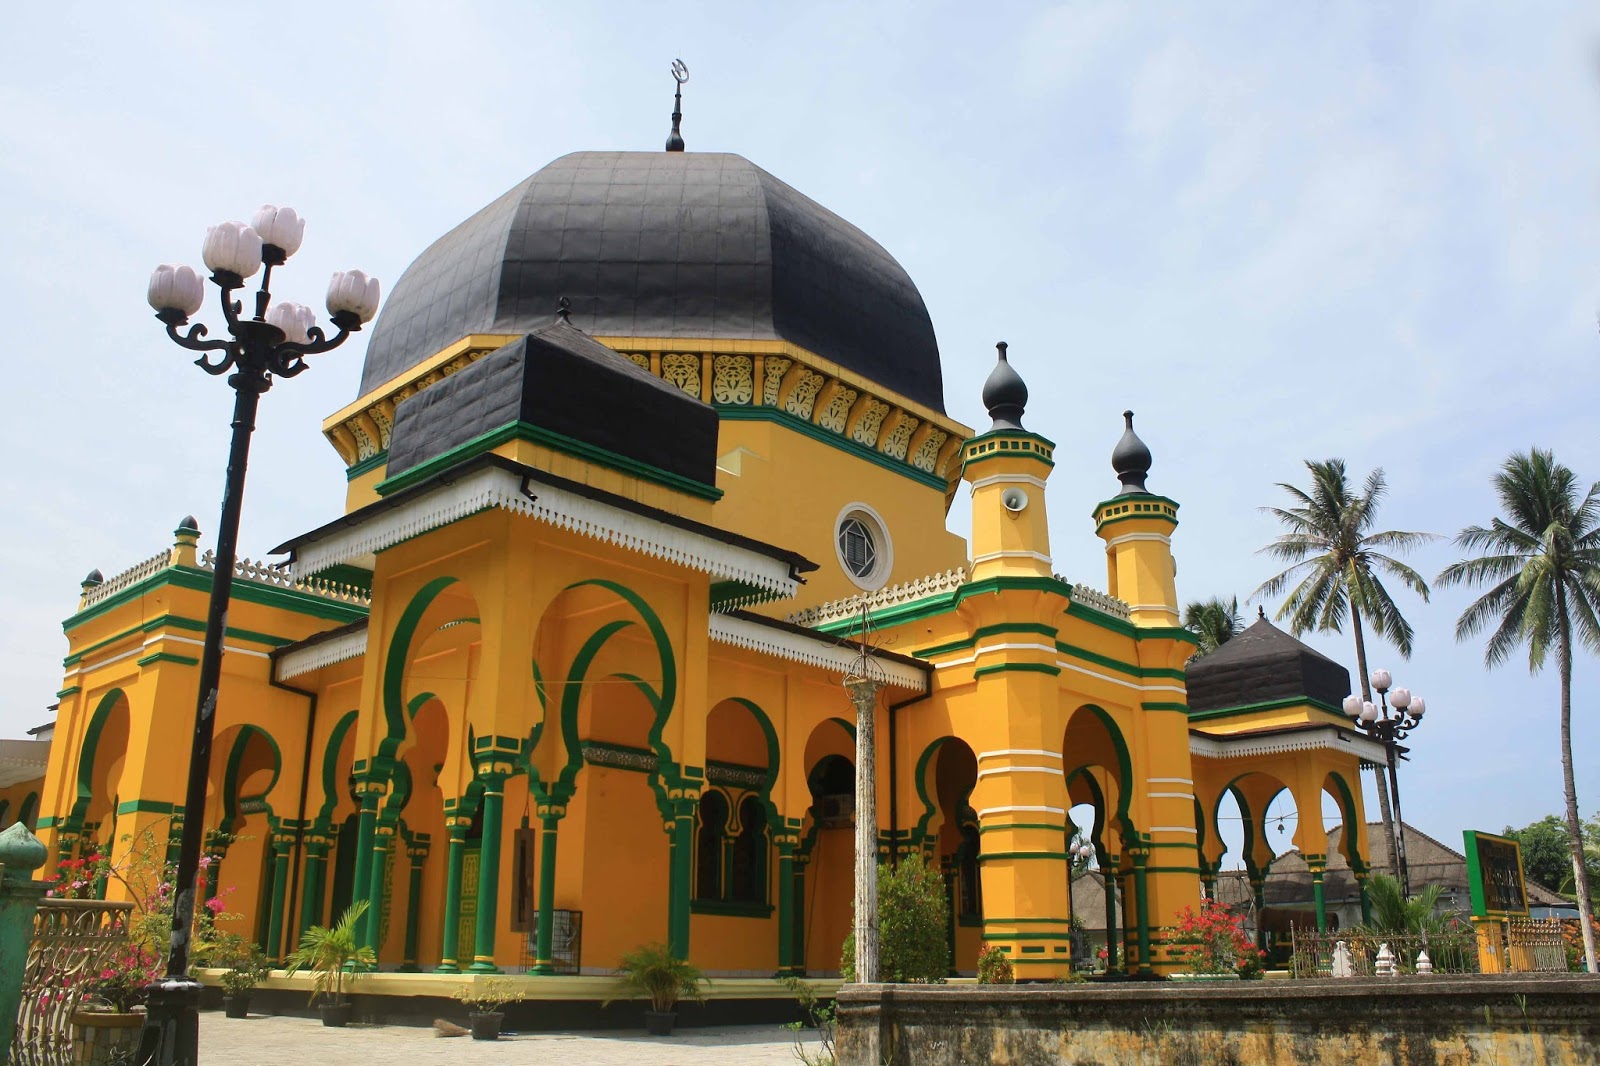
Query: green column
434,819,468,974
776,842,797,975
264,834,293,962
367,824,395,960
792,859,807,976
1132,850,1152,975
0,825,49,1056
400,843,427,971
666,798,695,960
300,838,329,936
1357,874,1372,927
468,773,506,973
350,785,381,944
1310,861,1328,933
165,814,184,867
1102,855,1118,972
533,813,562,974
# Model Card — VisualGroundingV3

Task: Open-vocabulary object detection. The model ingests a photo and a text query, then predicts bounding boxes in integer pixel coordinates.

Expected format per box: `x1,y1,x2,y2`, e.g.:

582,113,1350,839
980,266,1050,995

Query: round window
834,505,892,590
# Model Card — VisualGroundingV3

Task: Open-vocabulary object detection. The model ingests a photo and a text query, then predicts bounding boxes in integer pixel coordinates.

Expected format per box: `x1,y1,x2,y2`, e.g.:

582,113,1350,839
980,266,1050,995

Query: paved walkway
199,1012,815,1064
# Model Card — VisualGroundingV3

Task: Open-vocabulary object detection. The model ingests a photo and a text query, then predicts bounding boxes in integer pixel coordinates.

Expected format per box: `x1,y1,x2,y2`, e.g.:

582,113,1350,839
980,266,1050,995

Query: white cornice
1190,726,1387,764
290,466,799,605
276,628,370,681
708,613,927,691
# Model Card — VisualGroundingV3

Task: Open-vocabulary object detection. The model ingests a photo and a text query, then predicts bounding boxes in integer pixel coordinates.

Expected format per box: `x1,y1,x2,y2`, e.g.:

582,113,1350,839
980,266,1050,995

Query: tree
1437,448,1600,973
1362,873,1447,935
1504,814,1584,896
1184,595,1243,657
841,855,948,983
1252,459,1436,875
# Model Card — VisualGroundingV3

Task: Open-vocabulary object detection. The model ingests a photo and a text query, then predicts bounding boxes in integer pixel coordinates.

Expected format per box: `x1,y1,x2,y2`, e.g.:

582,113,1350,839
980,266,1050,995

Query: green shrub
840,854,949,983
976,943,1014,984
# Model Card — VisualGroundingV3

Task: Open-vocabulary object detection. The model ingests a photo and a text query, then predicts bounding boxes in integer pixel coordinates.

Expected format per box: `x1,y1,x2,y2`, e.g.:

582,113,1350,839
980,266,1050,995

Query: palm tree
1252,460,1436,877
1362,873,1447,935
1437,448,1600,973
1184,596,1243,657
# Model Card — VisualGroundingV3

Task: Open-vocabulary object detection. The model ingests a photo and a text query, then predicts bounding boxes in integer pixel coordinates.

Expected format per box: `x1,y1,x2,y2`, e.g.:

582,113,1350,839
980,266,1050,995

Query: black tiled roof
1186,616,1351,712
363,151,946,413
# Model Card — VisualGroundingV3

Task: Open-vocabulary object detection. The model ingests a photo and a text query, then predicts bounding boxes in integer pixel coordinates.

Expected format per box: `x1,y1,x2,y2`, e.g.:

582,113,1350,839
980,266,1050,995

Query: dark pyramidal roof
362,151,946,412
386,316,719,490
1185,614,1351,713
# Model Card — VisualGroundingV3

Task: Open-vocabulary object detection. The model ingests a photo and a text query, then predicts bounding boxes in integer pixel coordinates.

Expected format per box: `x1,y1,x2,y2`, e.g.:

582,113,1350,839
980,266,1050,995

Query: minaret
961,343,1055,582
1093,411,1180,626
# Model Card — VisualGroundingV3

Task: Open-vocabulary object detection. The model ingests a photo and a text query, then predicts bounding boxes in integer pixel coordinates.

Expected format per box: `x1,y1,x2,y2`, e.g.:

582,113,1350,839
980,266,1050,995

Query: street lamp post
1343,670,1428,897
139,207,378,1066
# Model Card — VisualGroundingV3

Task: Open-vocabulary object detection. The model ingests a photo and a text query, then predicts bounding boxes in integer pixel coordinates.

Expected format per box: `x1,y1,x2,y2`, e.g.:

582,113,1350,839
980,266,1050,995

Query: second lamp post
1344,670,1428,896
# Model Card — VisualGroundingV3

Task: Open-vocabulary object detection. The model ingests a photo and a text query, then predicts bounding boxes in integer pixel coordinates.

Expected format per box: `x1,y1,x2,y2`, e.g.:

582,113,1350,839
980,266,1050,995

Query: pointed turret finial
556,296,572,325
666,59,689,152
1111,409,1153,494
981,341,1028,431
1258,605,1266,620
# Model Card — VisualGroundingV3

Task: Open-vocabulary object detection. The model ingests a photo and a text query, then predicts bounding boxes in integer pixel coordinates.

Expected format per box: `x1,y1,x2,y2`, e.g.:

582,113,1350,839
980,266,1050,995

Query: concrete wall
837,977,1600,1066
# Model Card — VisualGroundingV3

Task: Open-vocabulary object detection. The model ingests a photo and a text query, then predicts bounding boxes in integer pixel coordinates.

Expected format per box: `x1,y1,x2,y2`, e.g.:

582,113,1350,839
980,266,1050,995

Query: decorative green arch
1323,770,1366,872
315,711,359,827
1217,772,1293,875
70,689,128,826
907,736,977,854
1063,704,1136,844
221,724,283,831
381,576,460,760
1065,765,1111,854
1210,783,1260,875
18,793,39,831
719,698,781,795
551,579,681,809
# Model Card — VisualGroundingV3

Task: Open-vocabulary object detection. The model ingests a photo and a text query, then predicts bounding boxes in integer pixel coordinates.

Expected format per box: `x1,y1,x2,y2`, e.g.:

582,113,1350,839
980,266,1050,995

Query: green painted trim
316,711,360,825
814,575,1070,638
1018,945,1047,953
115,799,176,816
980,917,1072,925
375,419,723,501
71,690,125,825
1093,511,1179,533
1008,957,1075,966
1054,642,1183,681
910,635,976,659
36,817,56,830
1091,492,1181,516
64,567,367,633
716,405,948,490
958,449,1054,472
989,931,1072,941
346,451,388,480
689,900,774,918
1062,600,1138,638
683,765,705,780
55,686,80,699
963,428,1059,451
1185,696,1344,722
979,851,1073,862
136,652,199,668
382,577,458,757
978,822,1067,834
973,662,1061,679
1140,702,1190,713
976,621,1058,640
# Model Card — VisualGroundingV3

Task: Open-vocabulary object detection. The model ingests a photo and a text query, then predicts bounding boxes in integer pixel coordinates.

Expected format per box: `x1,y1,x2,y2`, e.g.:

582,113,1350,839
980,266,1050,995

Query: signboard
1463,830,1529,917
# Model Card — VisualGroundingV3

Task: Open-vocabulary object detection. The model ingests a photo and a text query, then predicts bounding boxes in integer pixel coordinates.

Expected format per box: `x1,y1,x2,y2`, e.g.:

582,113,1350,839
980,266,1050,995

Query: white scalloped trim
290,466,799,601
1190,726,1387,764
276,627,369,680
708,612,927,691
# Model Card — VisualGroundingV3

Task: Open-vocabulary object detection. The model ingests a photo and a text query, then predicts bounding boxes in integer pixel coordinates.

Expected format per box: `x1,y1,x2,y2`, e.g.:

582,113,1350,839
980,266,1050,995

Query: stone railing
788,567,968,629
200,550,372,607
81,550,171,607
1061,579,1131,620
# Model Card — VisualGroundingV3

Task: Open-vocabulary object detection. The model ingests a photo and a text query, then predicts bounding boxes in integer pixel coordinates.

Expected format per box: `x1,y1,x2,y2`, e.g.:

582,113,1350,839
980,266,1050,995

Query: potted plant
283,900,375,1027
606,942,706,1036
453,976,525,1041
217,938,272,1019
72,943,161,1064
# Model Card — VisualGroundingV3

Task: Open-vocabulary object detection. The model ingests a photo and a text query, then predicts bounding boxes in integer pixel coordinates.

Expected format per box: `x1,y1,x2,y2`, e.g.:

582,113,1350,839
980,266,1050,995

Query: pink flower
204,897,224,915
197,856,214,869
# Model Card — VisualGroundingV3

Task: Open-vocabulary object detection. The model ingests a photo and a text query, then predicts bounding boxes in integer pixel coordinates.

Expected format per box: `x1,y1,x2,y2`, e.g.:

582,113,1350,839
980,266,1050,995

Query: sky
2,3,1597,869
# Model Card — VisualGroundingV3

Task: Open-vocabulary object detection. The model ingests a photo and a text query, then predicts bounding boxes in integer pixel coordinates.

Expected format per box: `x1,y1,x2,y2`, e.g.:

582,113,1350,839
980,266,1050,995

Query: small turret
1112,410,1152,495
981,342,1028,431
173,515,201,567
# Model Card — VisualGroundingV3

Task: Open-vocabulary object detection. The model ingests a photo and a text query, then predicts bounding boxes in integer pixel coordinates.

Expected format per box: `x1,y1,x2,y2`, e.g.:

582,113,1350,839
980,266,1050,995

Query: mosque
23,118,1392,982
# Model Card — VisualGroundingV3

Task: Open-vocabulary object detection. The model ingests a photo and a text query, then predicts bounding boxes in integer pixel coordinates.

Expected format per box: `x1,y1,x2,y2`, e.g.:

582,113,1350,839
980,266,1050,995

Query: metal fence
1504,917,1568,973
1289,928,1479,979
518,909,581,974
11,898,134,1066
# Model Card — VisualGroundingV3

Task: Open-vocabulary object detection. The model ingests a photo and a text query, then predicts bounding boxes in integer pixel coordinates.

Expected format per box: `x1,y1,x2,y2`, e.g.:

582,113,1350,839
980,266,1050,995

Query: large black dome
362,151,946,412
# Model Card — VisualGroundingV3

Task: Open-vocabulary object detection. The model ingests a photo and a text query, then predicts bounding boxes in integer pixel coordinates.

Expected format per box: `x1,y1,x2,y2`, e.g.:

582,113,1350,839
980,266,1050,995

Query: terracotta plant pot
644,1009,676,1036
469,1011,504,1040
320,1001,353,1027
222,994,250,1019
70,1008,144,1066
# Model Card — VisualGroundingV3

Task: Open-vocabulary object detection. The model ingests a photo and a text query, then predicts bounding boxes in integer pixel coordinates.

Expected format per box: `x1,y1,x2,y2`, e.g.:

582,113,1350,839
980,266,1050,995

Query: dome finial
556,295,572,325
666,59,689,152
981,341,1027,431
1111,409,1153,494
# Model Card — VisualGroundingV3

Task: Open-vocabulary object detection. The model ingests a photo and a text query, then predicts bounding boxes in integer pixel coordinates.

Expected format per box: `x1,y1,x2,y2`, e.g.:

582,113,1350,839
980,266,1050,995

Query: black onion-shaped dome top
981,341,1027,431
1112,410,1153,494
361,151,946,412
177,515,199,532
